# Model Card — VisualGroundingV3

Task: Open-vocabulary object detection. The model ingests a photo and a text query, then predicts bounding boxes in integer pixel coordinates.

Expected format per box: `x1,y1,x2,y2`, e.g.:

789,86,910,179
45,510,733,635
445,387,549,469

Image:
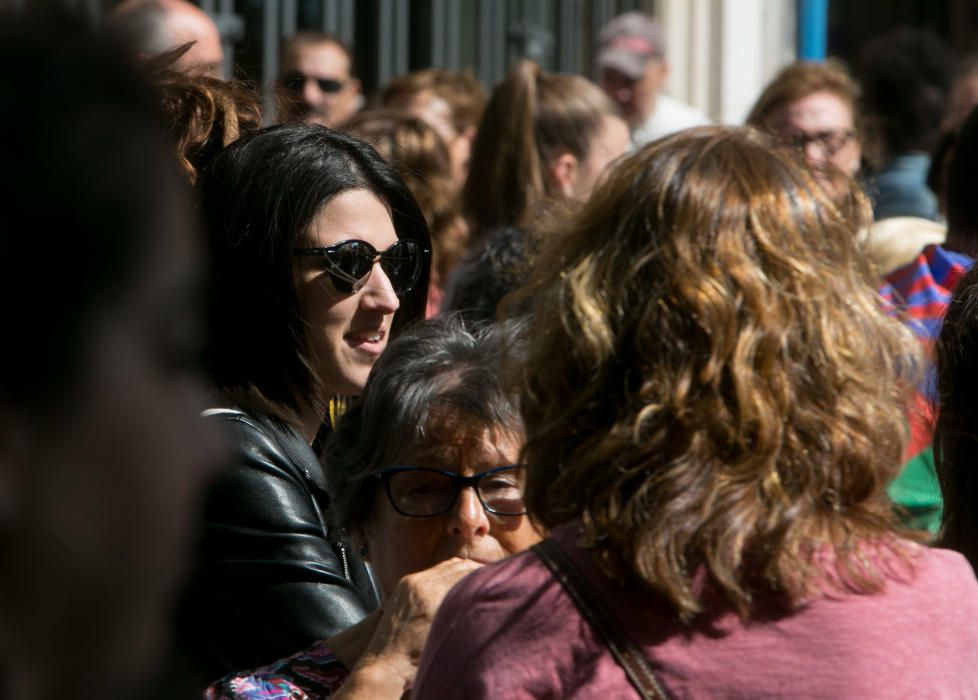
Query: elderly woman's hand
333,557,483,699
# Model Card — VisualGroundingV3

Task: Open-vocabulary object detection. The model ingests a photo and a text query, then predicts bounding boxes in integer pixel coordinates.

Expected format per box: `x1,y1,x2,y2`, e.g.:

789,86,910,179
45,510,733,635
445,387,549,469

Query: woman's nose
359,261,400,314
446,486,491,543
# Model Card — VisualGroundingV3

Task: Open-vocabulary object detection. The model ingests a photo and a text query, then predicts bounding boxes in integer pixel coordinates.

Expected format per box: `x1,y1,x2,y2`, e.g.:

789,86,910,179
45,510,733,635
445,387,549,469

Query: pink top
414,523,978,699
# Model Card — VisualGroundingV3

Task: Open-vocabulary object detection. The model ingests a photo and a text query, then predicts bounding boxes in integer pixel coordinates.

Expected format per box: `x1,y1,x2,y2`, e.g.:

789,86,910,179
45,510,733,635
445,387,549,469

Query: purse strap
533,539,670,700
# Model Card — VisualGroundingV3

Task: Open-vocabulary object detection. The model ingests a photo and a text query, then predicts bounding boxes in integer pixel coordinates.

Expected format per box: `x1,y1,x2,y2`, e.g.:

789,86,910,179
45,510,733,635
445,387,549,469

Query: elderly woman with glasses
206,318,541,699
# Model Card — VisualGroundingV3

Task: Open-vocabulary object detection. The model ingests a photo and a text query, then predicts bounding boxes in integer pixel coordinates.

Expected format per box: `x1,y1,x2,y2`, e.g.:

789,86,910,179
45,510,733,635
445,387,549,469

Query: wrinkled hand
337,557,482,698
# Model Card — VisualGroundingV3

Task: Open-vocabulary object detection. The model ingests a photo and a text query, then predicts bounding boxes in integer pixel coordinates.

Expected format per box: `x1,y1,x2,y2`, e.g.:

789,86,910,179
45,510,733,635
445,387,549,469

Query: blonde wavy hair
517,127,920,620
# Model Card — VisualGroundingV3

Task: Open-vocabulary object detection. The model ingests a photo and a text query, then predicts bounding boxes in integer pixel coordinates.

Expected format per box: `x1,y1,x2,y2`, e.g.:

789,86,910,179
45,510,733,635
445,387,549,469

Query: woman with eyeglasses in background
175,123,431,682
206,318,541,699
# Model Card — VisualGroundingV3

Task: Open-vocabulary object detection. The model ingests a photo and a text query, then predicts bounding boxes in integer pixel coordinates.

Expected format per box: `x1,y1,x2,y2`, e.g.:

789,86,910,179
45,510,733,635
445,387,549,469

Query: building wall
659,0,795,125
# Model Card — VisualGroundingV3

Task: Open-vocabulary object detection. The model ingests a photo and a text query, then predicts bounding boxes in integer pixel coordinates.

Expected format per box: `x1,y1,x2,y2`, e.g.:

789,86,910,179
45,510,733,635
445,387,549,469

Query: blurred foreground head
518,127,918,619
0,13,223,700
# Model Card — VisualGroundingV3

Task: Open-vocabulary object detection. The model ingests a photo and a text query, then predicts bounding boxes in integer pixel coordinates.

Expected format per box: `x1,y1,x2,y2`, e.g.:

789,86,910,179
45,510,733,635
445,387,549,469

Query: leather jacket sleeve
177,409,381,678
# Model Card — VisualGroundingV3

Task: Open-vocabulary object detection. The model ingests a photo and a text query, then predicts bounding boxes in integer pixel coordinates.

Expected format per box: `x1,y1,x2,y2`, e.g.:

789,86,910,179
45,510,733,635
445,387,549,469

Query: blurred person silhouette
346,110,466,316
935,263,978,574
154,64,262,185
945,55,978,131
443,226,535,326
380,68,487,189
857,28,953,221
205,318,541,699
176,123,430,679
0,13,224,700
880,104,978,535
450,60,628,321
413,128,978,698
108,0,224,78
278,32,361,128
598,11,709,147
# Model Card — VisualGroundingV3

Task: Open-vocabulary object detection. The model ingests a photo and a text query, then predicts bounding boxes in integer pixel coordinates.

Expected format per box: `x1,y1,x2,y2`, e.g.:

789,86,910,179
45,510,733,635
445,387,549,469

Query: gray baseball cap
598,12,665,80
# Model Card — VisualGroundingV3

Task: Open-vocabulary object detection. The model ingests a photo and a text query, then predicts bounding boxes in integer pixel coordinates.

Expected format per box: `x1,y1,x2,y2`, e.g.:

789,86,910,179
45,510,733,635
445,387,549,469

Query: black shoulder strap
533,539,670,700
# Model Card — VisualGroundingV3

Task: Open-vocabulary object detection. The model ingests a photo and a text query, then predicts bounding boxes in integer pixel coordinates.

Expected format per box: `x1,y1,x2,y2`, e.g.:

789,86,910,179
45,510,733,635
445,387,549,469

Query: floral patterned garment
204,641,349,700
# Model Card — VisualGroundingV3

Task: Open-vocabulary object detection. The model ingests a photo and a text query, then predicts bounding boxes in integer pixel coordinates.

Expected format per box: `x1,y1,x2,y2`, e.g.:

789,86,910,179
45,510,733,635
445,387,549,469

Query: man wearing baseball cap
599,11,709,146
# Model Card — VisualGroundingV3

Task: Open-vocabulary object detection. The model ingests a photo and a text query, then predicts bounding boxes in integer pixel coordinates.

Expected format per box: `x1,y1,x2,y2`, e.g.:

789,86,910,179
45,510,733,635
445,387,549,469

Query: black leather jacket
176,408,380,679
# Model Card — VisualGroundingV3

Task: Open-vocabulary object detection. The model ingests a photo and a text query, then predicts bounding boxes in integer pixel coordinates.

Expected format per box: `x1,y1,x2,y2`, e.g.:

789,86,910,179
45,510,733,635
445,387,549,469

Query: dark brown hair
155,66,262,184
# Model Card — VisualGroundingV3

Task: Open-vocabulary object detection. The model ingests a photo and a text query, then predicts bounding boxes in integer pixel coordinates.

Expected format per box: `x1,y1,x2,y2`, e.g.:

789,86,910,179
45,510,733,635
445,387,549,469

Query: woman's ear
548,152,579,198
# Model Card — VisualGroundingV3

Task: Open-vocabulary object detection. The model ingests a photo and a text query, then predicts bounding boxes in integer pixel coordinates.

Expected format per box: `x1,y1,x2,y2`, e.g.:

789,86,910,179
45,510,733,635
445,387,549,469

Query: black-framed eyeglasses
281,73,345,94
294,239,427,295
377,465,527,518
781,128,856,157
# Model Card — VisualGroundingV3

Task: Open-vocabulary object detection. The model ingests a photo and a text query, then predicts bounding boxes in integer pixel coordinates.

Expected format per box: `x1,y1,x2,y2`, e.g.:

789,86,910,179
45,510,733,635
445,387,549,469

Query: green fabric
887,446,943,535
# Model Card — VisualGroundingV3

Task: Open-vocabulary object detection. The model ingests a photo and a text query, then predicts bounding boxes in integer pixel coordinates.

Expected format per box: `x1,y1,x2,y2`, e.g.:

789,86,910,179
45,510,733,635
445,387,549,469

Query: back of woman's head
518,126,918,620
935,264,978,571
199,123,430,423
463,60,618,244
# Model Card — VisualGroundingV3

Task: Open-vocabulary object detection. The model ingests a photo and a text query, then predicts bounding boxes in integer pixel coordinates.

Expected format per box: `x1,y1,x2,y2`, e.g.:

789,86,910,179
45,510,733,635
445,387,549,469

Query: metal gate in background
197,0,655,102
24,0,655,110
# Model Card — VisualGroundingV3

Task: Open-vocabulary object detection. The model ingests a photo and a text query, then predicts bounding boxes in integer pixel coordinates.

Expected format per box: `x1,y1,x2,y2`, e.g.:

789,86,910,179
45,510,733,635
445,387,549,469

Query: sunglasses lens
317,78,344,93
325,240,375,293
381,240,423,294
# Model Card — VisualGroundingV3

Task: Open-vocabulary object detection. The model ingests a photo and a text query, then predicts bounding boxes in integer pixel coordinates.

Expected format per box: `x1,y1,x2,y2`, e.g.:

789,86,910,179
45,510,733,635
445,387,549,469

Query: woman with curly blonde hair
413,127,978,698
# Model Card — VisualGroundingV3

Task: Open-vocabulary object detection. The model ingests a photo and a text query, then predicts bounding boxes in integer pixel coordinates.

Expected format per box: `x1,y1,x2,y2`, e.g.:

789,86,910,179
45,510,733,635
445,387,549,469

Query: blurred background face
280,41,360,127
601,60,667,129
1,202,225,697
362,419,540,597
768,90,861,177
400,90,470,189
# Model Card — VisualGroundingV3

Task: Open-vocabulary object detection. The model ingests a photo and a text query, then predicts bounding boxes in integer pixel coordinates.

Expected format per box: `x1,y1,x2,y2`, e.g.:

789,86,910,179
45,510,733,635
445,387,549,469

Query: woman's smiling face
294,188,402,397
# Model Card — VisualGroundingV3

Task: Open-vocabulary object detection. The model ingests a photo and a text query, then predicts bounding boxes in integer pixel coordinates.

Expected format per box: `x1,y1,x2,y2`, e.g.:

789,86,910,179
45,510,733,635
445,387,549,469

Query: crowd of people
5,2,978,698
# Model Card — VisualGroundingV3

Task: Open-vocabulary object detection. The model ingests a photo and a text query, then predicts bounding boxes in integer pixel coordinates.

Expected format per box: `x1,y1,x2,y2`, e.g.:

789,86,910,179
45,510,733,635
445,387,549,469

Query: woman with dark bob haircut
177,122,431,678
206,318,539,698
413,128,978,698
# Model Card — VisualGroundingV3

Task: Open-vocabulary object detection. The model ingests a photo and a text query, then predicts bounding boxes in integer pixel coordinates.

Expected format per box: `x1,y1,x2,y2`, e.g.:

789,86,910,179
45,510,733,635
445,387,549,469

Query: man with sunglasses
278,31,362,128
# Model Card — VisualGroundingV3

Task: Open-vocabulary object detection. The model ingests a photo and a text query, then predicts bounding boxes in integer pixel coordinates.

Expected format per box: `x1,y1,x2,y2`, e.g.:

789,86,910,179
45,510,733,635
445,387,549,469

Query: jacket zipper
338,542,351,581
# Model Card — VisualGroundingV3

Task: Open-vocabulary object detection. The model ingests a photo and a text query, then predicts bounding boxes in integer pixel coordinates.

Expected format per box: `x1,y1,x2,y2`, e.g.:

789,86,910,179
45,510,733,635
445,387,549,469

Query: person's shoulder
446,547,551,606
914,545,978,591
205,407,324,488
